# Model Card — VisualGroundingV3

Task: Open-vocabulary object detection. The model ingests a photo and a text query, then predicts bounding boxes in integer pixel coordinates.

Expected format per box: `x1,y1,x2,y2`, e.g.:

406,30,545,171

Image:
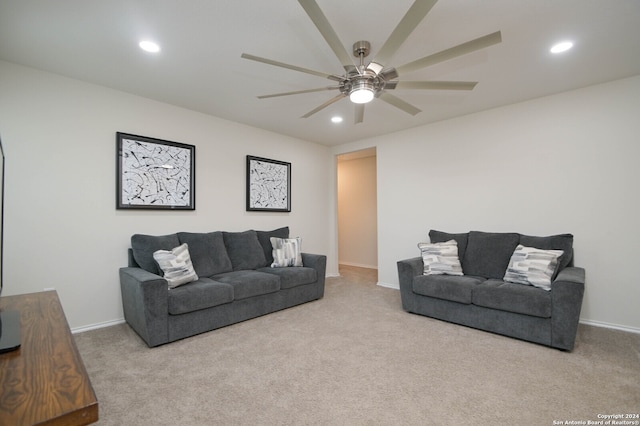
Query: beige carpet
74,266,640,425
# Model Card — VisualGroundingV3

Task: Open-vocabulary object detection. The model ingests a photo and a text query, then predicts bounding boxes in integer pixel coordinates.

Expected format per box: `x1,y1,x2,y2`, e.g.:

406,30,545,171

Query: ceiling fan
241,0,502,124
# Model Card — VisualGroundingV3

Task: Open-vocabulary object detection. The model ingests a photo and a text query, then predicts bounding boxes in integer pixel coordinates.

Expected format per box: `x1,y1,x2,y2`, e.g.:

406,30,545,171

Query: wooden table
0,291,98,425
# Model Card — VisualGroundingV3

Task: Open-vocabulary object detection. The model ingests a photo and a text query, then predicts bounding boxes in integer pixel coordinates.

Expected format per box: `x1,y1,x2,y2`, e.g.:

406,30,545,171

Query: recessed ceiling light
139,40,161,53
331,116,343,123
550,41,573,54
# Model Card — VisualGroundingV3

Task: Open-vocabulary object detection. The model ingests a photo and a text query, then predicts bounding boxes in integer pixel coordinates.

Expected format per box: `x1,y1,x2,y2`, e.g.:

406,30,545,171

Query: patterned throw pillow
503,245,564,291
270,237,303,268
418,240,463,276
153,243,199,288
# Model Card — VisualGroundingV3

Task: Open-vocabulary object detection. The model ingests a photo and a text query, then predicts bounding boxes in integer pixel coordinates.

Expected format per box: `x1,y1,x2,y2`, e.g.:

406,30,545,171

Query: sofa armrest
397,257,423,312
550,266,585,351
397,257,423,287
302,253,327,299
119,267,170,347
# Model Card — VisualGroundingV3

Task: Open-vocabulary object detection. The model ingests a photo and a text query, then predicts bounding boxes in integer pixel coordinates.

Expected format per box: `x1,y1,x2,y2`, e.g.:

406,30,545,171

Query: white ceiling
1,0,639,147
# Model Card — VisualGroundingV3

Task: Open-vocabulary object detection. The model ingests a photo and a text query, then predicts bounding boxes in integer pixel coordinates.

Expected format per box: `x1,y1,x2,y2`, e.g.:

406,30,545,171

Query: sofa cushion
429,230,469,263
418,240,463,276
412,275,485,304
503,245,564,291
222,230,267,271
270,237,303,267
153,243,199,288
472,279,552,318
131,233,180,275
257,227,290,266
519,233,573,276
167,278,234,315
177,232,233,277
463,231,520,279
258,266,317,289
212,270,280,300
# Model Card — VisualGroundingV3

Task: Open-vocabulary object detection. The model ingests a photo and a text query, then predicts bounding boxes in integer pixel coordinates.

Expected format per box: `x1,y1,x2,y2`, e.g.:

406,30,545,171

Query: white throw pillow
503,244,564,291
153,243,198,288
418,240,463,276
270,237,303,267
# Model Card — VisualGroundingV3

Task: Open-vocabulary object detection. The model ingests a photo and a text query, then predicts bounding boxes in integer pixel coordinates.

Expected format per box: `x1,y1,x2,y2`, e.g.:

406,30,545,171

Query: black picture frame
116,132,195,210
246,155,291,212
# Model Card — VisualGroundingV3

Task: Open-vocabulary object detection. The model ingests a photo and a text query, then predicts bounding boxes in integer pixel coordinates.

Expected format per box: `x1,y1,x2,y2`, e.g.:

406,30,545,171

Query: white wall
3,58,639,332
337,155,377,269
0,60,333,330
333,75,640,331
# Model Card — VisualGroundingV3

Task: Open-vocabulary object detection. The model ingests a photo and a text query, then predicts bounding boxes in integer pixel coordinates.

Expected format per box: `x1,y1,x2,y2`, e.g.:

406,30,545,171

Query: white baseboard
377,282,399,290
68,305,640,338
579,319,640,334
339,262,378,270
72,318,125,334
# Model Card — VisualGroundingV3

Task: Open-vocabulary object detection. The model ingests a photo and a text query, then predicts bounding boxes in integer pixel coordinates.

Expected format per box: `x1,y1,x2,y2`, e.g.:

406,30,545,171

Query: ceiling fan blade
368,0,438,74
241,53,343,82
301,94,347,118
354,104,365,124
258,87,339,99
392,81,477,90
396,31,502,76
378,92,421,116
298,0,354,71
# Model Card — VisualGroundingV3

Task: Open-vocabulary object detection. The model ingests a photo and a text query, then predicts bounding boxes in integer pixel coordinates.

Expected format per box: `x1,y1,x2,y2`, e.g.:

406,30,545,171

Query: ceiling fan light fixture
349,80,375,104
350,88,374,104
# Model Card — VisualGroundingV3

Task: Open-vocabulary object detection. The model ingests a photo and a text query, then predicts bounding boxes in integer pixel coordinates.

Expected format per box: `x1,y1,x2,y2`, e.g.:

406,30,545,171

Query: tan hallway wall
337,152,377,269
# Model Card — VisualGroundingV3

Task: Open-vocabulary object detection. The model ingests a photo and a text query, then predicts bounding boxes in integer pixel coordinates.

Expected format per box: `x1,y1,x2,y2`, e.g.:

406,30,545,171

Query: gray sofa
397,230,585,351
120,227,326,347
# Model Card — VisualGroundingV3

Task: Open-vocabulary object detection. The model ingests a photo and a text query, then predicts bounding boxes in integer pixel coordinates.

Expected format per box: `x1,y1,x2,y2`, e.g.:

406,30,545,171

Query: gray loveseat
397,230,585,351
120,227,326,347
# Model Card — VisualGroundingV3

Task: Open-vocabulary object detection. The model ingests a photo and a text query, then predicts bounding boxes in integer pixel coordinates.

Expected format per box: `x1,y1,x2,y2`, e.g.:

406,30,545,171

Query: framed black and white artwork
246,155,291,212
116,132,195,210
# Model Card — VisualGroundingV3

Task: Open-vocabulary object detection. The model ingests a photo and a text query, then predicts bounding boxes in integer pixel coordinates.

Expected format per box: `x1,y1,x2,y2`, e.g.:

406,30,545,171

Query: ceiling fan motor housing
340,72,386,99
341,40,390,100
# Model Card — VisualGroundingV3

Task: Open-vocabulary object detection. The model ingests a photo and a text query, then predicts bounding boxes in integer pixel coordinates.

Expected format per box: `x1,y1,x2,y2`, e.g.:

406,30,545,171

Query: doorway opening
336,148,378,279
